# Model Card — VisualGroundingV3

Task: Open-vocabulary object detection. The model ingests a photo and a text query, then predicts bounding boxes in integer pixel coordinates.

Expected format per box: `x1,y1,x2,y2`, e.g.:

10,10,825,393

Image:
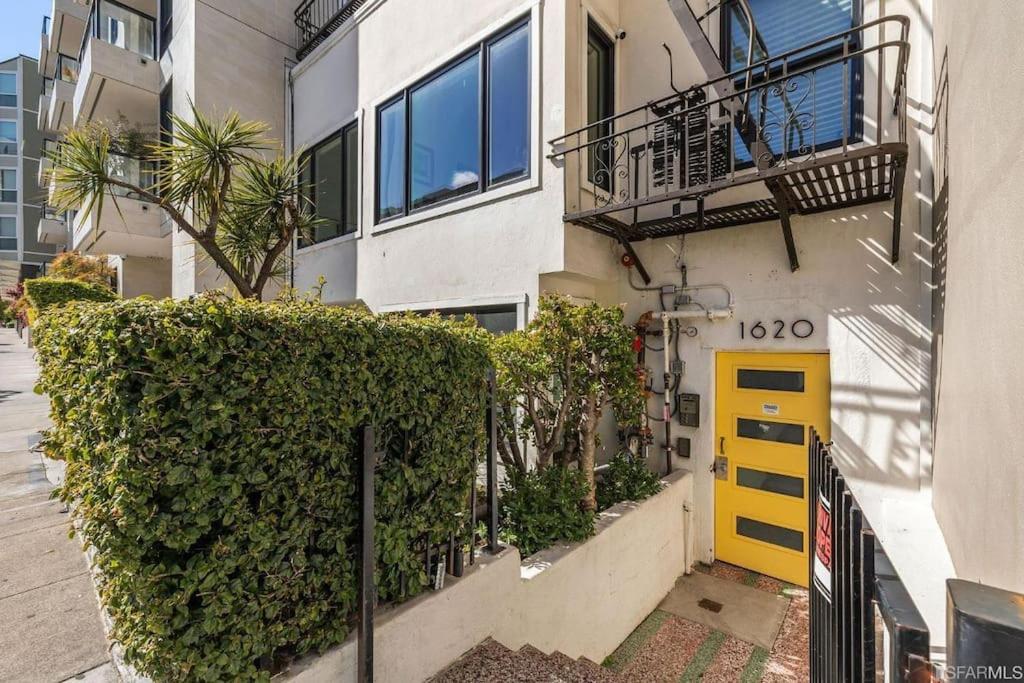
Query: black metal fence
808,429,933,682
354,370,502,682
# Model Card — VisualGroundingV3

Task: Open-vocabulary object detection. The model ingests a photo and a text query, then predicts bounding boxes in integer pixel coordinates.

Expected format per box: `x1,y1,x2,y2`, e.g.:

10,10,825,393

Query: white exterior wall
291,0,953,637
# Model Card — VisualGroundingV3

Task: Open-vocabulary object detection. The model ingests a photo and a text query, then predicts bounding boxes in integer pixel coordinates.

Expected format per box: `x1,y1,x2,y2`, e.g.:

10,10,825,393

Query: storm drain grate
698,598,723,613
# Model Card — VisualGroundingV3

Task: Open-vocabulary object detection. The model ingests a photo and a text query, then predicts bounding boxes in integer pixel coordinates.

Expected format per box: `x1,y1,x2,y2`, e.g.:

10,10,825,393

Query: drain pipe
659,305,733,474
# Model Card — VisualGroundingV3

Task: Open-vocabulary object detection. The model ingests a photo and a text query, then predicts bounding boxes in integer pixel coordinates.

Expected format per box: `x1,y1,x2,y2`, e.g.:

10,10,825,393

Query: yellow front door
714,352,830,587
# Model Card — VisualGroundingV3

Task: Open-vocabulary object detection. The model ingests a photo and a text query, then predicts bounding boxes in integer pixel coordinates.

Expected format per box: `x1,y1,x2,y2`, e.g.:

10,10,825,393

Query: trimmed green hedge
34,298,490,681
23,276,116,314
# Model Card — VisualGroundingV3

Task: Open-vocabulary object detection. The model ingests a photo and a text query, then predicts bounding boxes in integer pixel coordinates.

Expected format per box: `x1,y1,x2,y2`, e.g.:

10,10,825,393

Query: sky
0,0,52,62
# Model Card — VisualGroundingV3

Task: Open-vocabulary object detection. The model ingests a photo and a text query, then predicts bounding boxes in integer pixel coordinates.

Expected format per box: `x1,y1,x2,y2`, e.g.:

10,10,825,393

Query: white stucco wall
929,0,1024,594
283,470,694,683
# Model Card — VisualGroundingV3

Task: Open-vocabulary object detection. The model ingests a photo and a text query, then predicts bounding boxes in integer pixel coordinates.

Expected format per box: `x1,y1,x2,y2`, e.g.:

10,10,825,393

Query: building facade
0,53,55,292
37,0,1024,658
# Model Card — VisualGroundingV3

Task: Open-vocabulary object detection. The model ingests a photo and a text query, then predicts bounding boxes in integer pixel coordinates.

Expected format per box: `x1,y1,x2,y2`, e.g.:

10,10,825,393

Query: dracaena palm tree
48,104,320,300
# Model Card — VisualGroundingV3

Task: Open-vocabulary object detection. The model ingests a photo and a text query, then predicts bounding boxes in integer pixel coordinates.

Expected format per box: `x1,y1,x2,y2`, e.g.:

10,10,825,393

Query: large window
376,17,530,223
0,73,16,107
88,0,156,60
0,121,16,156
299,122,359,246
723,0,861,163
159,0,172,56
0,169,16,203
586,20,615,192
0,217,16,251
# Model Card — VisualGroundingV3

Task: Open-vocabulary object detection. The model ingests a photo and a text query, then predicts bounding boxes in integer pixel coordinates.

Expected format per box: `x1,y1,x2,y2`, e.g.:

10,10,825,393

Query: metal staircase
550,1,910,278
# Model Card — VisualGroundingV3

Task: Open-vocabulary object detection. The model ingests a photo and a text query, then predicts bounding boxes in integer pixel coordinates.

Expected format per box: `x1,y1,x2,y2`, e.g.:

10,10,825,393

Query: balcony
47,55,79,131
295,0,367,60
74,0,159,127
71,155,169,258
38,139,60,187
39,0,91,78
38,78,54,133
550,17,910,275
37,205,68,246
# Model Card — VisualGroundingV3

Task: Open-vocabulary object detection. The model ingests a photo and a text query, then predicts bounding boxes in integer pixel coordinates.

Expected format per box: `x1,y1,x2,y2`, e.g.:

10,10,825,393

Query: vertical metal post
486,369,501,553
358,425,376,683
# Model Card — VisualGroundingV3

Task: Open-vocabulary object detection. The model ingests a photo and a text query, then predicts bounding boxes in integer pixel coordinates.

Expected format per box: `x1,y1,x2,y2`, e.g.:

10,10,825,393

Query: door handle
719,436,726,455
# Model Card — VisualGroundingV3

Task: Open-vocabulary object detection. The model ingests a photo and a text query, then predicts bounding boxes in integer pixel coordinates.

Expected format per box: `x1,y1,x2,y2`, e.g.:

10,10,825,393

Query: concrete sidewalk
0,328,116,683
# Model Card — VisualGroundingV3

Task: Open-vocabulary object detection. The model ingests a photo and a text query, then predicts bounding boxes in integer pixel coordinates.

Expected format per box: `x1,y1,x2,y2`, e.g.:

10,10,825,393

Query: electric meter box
676,393,700,428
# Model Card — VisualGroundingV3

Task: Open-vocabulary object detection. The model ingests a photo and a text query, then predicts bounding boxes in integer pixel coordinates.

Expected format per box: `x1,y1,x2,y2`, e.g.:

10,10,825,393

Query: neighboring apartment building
38,0,295,298
284,0,1023,654
0,53,56,292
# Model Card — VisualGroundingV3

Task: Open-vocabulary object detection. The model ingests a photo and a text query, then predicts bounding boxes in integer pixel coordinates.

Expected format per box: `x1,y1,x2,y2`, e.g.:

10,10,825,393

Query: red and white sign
813,491,832,603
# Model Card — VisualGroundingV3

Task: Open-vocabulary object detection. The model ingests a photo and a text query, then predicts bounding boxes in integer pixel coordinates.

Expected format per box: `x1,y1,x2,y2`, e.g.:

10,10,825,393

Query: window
0,121,16,156
299,121,359,247
90,0,156,60
0,73,16,107
0,217,16,251
587,20,615,192
723,0,861,164
376,17,530,222
424,305,518,335
0,169,16,203
159,0,172,56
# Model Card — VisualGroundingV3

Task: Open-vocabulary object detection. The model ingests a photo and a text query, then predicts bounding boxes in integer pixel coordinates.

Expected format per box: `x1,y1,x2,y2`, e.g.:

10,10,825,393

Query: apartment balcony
71,155,169,258
38,139,61,187
38,78,54,133
46,55,78,131
73,1,159,127
37,205,68,246
550,16,910,275
295,0,368,60
38,0,90,78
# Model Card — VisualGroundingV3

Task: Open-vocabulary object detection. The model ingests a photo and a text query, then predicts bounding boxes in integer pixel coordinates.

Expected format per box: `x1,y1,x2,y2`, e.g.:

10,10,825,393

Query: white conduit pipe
659,305,733,470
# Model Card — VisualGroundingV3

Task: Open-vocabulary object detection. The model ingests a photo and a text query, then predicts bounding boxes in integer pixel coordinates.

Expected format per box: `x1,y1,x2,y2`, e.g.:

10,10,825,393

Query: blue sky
0,0,52,62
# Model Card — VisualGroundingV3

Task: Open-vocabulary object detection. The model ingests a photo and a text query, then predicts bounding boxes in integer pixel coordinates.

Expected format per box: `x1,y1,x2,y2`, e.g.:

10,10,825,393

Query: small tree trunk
579,392,599,511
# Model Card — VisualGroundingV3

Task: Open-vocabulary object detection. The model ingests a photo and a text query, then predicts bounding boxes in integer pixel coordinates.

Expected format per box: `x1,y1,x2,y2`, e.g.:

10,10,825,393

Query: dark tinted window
737,467,804,498
586,20,614,191
737,517,803,551
488,23,530,185
738,369,805,392
737,418,804,445
301,122,359,246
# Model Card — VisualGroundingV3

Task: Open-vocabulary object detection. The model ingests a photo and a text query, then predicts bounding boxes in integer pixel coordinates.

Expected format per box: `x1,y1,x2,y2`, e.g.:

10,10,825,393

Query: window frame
374,15,531,225
0,119,17,157
719,0,864,165
0,169,17,203
0,216,16,251
0,72,17,108
297,119,360,249
159,0,172,56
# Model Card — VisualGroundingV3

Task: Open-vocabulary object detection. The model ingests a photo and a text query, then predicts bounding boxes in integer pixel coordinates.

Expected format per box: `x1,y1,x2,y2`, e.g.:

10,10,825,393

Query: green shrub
34,298,490,681
499,466,596,557
24,276,116,314
596,452,663,511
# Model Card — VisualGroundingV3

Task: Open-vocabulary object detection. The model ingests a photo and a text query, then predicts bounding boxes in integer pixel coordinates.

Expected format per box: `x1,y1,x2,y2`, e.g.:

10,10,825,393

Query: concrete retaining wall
285,469,694,682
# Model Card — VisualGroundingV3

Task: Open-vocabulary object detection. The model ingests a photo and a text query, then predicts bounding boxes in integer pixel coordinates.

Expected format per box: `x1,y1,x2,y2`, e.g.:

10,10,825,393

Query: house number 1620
739,319,814,340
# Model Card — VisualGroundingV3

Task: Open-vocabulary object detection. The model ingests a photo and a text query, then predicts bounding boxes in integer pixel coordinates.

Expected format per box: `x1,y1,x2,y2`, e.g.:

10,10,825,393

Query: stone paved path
0,328,116,683
433,561,809,682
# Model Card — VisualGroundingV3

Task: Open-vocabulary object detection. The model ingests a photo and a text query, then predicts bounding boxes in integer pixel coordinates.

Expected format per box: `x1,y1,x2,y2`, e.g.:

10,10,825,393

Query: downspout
285,58,297,289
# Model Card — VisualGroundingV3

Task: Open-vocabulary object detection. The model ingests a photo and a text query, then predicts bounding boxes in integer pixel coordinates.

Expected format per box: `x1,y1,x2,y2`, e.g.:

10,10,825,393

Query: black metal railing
295,0,367,60
550,17,909,222
353,370,501,682
808,429,932,682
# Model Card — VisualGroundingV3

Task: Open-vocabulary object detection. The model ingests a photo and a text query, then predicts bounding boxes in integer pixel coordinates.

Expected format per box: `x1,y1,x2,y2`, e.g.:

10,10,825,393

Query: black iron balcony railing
56,53,80,84
808,430,932,682
295,0,367,60
80,0,157,64
549,17,910,268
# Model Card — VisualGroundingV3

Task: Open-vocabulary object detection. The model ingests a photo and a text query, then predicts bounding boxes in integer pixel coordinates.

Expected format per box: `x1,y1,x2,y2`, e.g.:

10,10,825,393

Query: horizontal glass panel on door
488,23,530,185
94,0,156,60
736,516,803,552
736,467,804,498
737,369,806,392
737,417,805,445
410,54,480,211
